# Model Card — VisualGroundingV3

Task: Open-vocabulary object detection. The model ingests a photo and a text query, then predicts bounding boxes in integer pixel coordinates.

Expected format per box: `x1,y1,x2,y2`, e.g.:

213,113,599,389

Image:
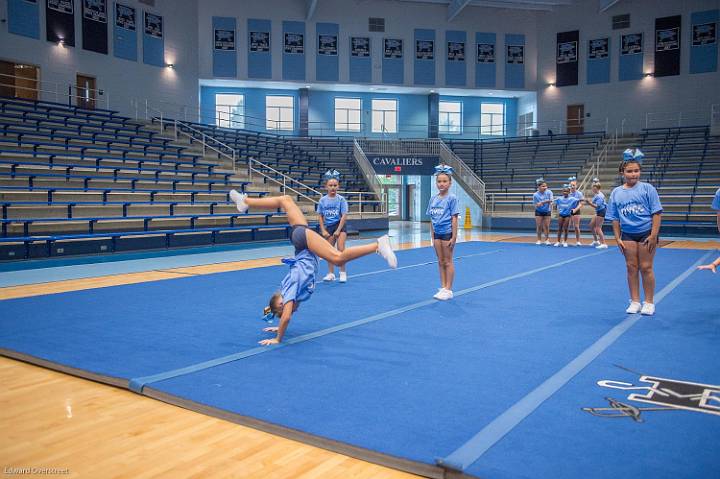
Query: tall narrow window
215,94,245,129
439,101,462,134
335,98,361,132
371,99,397,133
266,96,294,131
481,103,505,136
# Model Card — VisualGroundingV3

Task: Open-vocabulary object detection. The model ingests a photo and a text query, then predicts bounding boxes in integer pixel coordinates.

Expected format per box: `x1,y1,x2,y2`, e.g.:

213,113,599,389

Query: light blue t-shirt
317,195,349,226
606,182,663,233
712,188,720,210
279,249,319,306
426,193,460,235
592,192,607,212
570,190,584,202
533,190,554,213
555,196,579,217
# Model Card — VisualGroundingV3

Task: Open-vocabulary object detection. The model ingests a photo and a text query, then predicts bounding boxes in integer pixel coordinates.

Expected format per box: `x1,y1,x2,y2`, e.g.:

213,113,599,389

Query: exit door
567,104,584,135
76,74,96,110
384,185,402,220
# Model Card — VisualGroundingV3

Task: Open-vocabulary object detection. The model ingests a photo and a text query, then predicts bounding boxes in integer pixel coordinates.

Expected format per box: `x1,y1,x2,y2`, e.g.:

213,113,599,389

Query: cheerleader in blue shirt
229,190,397,345
606,149,662,316
568,176,585,246
584,179,608,249
712,187,720,234
427,165,461,300
533,178,553,245
553,185,579,247
317,170,350,283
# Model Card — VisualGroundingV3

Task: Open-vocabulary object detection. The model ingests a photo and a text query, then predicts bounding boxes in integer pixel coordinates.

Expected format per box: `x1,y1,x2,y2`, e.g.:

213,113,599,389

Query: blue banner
367,155,440,175
8,0,40,39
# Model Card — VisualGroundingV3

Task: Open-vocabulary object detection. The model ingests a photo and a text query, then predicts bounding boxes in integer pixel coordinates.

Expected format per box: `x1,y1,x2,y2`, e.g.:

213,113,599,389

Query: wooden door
76,74,96,110
566,104,584,135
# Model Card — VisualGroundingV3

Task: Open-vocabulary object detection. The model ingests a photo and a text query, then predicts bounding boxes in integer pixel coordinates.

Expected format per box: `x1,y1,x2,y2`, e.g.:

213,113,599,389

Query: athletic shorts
571,209,581,216
535,210,551,217
595,209,606,218
325,222,347,236
290,224,309,253
621,229,656,243
434,232,453,241
559,213,571,218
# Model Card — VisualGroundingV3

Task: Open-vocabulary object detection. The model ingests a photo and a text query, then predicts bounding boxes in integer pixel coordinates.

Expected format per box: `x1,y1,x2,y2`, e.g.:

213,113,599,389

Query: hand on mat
697,263,717,273
259,338,280,346
263,326,279,333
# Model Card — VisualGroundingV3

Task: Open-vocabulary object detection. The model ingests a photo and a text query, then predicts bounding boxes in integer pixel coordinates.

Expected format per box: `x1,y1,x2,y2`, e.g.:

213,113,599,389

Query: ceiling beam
305,0,318,20
448,0,472,21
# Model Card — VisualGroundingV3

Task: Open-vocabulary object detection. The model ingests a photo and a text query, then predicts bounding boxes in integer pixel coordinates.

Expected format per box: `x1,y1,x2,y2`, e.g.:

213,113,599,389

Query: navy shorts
621,230,656,243
435,232,453,241
290,225,309,253
535,210,551,217
325,222,347,235
595,209,606,218
571,210,581,216
559,213,571,218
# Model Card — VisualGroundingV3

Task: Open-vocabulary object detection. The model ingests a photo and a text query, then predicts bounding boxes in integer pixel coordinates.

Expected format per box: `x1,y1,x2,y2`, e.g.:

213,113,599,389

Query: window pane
439,101,461,113
372,99,396,111
481,103,504,114
372,111,383,132
280,108,293,122
384,111,397,132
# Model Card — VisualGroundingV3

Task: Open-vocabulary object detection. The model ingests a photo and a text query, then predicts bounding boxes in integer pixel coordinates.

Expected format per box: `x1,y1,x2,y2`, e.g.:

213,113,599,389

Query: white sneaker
563,242,569,248
596,244,608,249
626,301,642,314
229,189,248,213
444,289,454,299
590,241,598,246
544,240,551,245
322,273,336,282
554,242,560,247
576,241,583,246
641,302,655,316
435,289,453,301
536,240,542,245
433,288,445,300
376,235,397,269
339,272,347,283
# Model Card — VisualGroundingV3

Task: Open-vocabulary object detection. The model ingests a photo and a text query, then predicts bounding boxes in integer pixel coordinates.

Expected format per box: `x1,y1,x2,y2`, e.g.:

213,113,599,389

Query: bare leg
434,240,447,288
589,217,598,242
326,235,337,275
623,241,641,303
638,241,657,303
440,241,455,290
336,232,347,273
305,228,377,266
562,219,570,242
543,216,551,241
573,215,581,242
596,220,606,244
535,216,543,241
557,217,564,242
243,195,307,226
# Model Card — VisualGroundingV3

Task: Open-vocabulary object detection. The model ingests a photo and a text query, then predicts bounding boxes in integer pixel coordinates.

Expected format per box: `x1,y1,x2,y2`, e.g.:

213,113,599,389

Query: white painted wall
0,0,199,118
535,0,720,134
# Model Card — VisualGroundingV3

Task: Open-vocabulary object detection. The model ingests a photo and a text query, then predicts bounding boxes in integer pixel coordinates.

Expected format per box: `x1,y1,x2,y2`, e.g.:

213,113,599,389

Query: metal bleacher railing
0,73,111,110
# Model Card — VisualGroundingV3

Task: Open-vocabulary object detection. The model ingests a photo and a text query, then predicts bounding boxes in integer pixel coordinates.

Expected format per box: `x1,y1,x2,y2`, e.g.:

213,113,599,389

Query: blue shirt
712,188,720,210
555,196,579,217
570,190,584,202
426,193,460,235
606,182,663,233
279,249,319,306
533,190,554,213
592,192,607,212
317,195,349,226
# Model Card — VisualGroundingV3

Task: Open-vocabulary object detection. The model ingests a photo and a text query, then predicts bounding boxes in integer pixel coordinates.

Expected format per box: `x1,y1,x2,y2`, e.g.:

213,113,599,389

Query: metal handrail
352,139,387,215
438,140,487,210
577,130,618,193
0,72,110,109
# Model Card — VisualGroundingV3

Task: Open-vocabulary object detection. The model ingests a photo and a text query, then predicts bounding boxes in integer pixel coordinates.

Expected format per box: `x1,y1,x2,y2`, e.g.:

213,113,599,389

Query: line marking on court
436,250,713,473
129,248,608,393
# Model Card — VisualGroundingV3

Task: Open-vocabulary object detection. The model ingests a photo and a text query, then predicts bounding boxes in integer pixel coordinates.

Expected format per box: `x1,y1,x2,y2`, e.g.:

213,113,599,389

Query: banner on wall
556,40,577,63
116,3,136,30
447,41,465,61
693,22,717,45
656,27,679,51
83,0,106,22
351,37,370,57
214,29,235,50
366,155,440,175
250,31,270,52
621,33,643,55
588,38,609,58
416,40,434,60
384,39,403,58
48,0,73,14
318,35,337,55
284,33,304,54
506,45,524,64
477,43,495,63
144,12,162,39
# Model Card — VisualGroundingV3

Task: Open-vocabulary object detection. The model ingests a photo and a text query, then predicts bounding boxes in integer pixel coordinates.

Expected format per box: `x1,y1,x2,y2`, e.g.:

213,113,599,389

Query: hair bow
567,176,577,182
562,183,571,189
535,177,546,185
622,148,644,164
434,164,454,175
592,177,600,183
261,306,276,323
324,169,341,180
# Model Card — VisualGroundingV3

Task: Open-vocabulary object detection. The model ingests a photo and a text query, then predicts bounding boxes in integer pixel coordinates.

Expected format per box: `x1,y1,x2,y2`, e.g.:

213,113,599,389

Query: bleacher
446,132,605,214
0,97,314,260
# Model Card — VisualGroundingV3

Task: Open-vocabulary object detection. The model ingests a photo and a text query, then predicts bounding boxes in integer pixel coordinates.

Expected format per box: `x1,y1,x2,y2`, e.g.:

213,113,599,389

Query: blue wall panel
142,12,164,67
8,0,40,39
113,3,137,62
587,38,610,84
349,37,372,83
248,18,272,79
445,30,466,87
475,32,496,88
382,38,404,84
504,33,525,89
282,21,305,81
690,10,719,74
316,23,339,82
213,17,237,78
414,29,435,86
618,33,644,81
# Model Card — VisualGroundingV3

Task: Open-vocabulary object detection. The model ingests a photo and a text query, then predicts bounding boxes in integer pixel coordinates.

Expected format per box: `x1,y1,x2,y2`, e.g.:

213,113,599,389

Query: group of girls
227,147,717,345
